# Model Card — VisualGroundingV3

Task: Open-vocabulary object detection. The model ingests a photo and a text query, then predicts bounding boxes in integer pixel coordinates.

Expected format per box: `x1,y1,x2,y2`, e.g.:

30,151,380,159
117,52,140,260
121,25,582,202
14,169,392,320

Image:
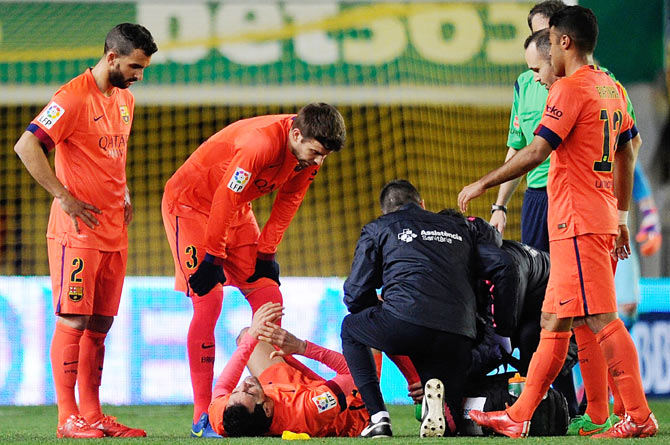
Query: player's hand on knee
246,253,280,285
249,302,284,339
188,253,226,296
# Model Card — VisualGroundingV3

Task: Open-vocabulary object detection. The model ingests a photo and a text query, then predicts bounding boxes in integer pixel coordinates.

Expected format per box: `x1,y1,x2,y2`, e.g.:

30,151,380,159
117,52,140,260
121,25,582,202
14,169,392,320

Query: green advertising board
1,1,531,86
1,1,662,104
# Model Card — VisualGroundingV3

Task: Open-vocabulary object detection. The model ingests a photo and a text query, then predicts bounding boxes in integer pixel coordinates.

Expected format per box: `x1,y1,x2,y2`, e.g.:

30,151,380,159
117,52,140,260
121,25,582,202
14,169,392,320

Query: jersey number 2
593,109,623,172
70,258,84,283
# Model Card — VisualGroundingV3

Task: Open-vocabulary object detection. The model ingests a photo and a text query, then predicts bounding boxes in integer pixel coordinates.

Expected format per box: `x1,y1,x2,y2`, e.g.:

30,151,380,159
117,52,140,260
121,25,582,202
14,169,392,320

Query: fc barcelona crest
119,105,130,124
68,285,84,302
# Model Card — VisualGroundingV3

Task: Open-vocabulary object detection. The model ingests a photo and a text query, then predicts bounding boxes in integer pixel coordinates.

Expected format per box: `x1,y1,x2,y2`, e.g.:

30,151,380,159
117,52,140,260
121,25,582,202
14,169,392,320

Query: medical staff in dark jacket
341,180,489,438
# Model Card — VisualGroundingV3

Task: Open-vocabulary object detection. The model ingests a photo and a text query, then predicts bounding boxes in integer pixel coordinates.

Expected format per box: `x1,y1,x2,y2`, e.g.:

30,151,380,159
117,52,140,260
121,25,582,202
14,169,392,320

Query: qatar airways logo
98,134,127,159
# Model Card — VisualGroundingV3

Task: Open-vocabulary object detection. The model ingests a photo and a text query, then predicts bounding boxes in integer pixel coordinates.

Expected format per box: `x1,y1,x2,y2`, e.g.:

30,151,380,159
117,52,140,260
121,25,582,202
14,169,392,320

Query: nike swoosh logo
93,115,104,121
559,298,575,306
191,428,203,437
201,343,215,349
579,426,605,436
63,360,78,366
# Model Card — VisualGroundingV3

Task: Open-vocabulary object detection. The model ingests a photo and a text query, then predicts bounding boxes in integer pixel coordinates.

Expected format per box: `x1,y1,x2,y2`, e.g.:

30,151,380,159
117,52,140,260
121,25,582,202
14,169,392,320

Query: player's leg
47,240,104,438
412,331,472,436
505,237,580,424
590,313,657,437
578,234,656,438
341,307,413,438
226,210,283,319
79,249,145,437
571,322,610,431
162,200,223,434
520,188,549,253
472,237,582,437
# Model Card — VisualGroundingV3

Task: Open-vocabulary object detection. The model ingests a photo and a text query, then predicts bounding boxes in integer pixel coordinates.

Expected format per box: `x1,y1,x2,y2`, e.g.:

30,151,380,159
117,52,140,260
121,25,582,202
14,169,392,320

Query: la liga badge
227,167,252,193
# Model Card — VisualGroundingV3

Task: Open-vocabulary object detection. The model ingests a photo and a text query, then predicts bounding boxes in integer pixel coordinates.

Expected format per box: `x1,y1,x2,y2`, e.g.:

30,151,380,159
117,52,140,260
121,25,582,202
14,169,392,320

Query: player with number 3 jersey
161,104,346,437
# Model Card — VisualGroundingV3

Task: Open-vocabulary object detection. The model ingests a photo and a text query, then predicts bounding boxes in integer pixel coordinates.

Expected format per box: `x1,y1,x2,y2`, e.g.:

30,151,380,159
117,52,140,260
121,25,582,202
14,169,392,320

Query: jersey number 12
593,109,623,172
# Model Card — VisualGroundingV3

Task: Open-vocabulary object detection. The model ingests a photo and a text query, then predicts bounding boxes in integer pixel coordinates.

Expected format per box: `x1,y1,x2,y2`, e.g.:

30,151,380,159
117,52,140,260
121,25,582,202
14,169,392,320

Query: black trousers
341,305,472,432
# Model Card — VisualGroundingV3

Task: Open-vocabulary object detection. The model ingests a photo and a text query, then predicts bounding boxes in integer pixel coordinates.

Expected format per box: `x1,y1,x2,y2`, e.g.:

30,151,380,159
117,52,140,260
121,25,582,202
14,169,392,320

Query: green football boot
566,413,612,436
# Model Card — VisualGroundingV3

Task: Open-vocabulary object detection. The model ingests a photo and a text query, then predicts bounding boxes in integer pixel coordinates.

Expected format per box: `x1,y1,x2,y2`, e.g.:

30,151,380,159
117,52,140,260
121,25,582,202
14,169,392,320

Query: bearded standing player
14,24,157,438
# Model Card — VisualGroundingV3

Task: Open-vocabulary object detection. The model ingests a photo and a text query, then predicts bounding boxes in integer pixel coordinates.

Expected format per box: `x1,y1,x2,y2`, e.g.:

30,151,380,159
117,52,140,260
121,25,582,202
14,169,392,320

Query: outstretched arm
458,136,552,213
490,147,523,234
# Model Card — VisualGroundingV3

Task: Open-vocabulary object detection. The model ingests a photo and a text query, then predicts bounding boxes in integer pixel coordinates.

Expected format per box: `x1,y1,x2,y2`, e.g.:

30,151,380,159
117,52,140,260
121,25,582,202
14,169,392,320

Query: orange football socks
51,323,83,425
573,324,609,424
507,330,571,422
78,330,107,424
596,319,651,423
188,289,223,423
245,285,283,324
608,370,624,417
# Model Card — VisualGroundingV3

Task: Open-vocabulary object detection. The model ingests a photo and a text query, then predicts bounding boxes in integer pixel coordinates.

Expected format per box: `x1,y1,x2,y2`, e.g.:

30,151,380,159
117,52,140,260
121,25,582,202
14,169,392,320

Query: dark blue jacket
343,203,481,339
476,239,550,336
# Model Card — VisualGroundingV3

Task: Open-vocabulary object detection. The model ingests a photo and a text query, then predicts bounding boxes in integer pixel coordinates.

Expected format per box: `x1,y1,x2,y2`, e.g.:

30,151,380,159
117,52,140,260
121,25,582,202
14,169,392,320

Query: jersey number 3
593,109,623,172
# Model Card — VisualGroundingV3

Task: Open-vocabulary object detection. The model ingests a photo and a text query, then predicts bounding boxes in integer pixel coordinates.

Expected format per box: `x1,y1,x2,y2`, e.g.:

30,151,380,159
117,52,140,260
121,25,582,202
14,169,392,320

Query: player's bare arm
490,147,523,234
14,131,101,233
459,136,552,213
612,138,638,260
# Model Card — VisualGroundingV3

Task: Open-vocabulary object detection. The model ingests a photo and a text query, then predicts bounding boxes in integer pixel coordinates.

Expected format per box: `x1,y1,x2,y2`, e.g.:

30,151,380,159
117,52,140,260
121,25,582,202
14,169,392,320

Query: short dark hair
549,5,598,54
379,180,421,214
292,103,346,152
524,28,551,60
527,1,566,30
223,403,272,437
104,23,158,57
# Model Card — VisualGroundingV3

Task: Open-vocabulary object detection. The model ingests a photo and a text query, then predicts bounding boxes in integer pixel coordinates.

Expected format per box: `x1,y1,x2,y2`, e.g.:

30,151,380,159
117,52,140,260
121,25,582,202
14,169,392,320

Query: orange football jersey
534,65,635,241
163,115,319,257
29,69,134,250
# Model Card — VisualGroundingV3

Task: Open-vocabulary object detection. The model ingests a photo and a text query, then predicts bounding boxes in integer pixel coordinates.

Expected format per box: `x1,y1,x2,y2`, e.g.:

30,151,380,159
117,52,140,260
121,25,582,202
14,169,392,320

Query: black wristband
491,204,507,215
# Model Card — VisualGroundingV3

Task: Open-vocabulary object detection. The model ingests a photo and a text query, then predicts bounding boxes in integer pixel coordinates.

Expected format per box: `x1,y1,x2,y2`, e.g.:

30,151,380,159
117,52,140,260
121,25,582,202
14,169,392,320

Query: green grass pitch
2,401,670,444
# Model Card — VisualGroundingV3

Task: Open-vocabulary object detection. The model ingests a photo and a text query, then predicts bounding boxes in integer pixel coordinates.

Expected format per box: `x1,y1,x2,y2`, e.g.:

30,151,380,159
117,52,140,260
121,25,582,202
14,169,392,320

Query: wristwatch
491,204,507,214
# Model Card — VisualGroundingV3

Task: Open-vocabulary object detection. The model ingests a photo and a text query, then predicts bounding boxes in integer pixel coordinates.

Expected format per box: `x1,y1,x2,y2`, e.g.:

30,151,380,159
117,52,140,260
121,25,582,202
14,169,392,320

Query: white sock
371,411,390,423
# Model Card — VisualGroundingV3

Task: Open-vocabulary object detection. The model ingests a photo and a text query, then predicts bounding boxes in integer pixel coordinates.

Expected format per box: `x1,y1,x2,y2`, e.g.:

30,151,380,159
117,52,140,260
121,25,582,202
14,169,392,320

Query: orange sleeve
205,135,273,258
534,79,583,150
29,88,84,151
257,166,319,254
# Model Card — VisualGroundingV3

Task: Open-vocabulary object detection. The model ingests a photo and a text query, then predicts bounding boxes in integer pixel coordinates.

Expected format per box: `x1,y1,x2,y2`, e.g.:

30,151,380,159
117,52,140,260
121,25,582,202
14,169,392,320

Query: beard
109,65,136,89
